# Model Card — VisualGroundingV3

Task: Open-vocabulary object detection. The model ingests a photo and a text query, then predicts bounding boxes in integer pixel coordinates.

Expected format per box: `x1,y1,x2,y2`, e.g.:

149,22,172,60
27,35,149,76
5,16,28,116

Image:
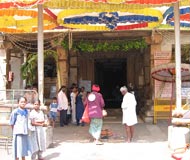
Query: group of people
10,97,46,160
50,83,138,144
49,85,88,127
9,83,138,159
48,84,106,145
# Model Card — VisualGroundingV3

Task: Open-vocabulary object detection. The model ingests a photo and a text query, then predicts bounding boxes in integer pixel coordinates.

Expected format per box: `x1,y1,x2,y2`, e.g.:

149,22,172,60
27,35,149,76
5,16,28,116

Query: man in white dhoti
120,86,138,143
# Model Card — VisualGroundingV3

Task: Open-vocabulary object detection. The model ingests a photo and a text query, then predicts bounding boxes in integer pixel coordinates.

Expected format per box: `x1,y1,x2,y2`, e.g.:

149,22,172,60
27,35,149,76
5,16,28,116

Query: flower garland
7,33,65,52
0,0,47,9
83,0,178,5
61,39,147,53
44,0,190,9
0,9,57,33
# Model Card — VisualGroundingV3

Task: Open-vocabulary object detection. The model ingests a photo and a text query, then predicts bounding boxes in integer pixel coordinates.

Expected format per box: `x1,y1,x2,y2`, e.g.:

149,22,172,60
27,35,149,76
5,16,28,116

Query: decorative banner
57,8,162,30
164,7,190,27
44,0,190,9
0,0,47,9
84,0,178,4
0,0,189,9
44,8,57,20
0,9,57,33
63,12,159,29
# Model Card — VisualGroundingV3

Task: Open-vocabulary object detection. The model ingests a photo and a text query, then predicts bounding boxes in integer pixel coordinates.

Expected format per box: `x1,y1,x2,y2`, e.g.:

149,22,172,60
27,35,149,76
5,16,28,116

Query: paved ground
1,117,176,160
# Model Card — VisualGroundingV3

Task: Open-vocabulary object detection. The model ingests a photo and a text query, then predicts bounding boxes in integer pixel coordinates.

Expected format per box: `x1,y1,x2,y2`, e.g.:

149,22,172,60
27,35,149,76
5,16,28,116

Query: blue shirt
9,107,28,135
50,103,58,112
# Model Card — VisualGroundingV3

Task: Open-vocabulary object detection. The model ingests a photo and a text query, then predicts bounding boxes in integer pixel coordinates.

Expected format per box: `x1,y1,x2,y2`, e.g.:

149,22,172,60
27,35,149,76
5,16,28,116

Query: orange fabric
0,0,46,9
82,105,90,123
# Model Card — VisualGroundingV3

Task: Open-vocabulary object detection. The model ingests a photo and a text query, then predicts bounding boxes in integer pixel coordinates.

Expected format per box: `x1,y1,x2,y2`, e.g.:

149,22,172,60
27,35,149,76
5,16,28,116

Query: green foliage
21,54,37,85
61,40,69,50
61,39,147,53
181,44,190,63
20,50,57,86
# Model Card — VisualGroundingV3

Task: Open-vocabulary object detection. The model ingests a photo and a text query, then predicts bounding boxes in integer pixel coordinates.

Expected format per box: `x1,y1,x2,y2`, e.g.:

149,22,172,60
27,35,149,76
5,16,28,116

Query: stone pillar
23,51,28,89
0,34,7,92
143,33,163,122
56,46,68,89
69,50,78,86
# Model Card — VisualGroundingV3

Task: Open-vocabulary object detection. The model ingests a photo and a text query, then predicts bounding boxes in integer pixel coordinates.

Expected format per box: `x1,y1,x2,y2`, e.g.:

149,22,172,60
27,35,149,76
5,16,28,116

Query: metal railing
0,89,38,111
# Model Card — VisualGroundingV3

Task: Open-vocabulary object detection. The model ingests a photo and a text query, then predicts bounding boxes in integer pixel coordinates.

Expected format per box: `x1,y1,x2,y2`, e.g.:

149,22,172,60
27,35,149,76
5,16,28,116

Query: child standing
9,96,31,160
49,97,58,128
66,103,72,124
29,99,46,160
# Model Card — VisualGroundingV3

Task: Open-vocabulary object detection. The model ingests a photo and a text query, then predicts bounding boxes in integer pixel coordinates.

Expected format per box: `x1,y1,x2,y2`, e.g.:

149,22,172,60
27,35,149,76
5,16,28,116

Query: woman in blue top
9,96,31,160
76,89,85,126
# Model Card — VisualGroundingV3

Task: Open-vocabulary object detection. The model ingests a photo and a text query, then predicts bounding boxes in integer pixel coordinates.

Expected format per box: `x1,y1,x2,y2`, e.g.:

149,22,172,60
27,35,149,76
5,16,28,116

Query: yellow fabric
44,0,190,9
0,0,38,2
107,0,126,4
62,22,161,30
44,1,150,9
0,9,57,33
61,24,110,31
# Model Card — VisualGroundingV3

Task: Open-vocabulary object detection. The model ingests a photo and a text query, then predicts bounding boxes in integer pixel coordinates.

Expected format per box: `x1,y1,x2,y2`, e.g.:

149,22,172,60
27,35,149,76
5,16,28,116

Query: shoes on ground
94,140,104,145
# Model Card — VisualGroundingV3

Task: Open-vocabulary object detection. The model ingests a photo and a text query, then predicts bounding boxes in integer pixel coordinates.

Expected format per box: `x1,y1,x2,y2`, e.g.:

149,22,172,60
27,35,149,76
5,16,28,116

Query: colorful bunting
83,0,178,5
164,7,190,27
0,9,57,33
44,0,190,9
0,0,47,9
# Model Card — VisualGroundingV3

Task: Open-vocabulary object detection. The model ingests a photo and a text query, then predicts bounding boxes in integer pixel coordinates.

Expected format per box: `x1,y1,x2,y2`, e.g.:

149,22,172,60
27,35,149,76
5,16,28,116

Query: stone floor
1,117,180,160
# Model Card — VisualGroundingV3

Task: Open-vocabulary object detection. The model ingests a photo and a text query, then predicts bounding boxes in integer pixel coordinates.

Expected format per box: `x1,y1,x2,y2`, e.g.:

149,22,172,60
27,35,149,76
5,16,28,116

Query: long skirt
28,131,39,155
89,118,103,140
12,134,30,160
35,126,46,151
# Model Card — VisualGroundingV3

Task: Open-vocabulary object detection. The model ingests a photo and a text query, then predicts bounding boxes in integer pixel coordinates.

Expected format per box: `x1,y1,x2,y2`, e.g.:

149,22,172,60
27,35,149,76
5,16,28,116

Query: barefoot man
120,86,138,143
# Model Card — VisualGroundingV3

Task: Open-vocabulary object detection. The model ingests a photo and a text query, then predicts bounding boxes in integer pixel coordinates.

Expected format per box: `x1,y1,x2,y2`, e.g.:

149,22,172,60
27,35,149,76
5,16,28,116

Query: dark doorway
95,59,127,108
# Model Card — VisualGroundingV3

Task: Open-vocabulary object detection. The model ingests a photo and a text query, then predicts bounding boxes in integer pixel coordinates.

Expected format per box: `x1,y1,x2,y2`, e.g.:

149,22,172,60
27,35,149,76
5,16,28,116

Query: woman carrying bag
86,84,105,145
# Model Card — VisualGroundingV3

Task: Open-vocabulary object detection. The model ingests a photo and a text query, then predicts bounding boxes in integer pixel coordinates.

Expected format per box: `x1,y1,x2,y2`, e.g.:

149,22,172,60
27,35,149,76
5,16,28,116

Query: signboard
181,87,190,99
154,51,171,60
184,85,190,104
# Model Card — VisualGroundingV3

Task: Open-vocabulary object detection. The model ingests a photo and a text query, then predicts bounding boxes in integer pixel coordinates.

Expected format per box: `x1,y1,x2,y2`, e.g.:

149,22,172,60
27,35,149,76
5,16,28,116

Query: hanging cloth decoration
44,0,190,10
82,0,187,5
0,9,57,33
57,9,162,31
164,7,190,27
0,0,47,9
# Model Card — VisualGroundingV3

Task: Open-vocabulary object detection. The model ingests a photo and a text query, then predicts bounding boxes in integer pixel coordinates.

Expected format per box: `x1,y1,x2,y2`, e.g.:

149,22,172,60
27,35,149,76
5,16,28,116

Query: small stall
151,63,190,124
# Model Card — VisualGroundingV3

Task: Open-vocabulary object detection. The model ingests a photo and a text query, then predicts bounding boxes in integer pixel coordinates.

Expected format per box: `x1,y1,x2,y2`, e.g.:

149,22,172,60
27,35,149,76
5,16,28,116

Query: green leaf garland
61,39,147,53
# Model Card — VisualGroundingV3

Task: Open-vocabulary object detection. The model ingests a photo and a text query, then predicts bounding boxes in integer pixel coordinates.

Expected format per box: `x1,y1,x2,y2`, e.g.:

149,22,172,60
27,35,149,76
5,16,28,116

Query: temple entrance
95,59,126,108
77,47,151,112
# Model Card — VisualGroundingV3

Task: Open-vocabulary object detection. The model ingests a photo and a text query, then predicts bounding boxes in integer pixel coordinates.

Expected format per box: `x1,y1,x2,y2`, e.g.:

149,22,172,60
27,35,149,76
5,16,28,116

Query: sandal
171,143,190,160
